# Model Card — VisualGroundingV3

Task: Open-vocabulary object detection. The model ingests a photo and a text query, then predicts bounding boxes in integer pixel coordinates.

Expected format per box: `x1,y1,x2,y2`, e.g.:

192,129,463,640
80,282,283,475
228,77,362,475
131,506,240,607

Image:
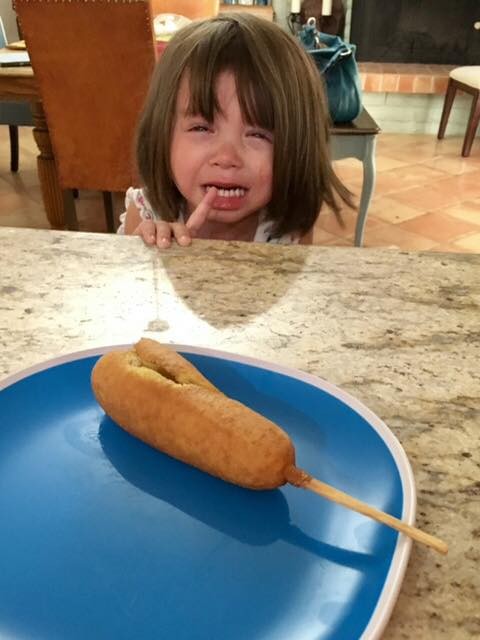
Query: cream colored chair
437,66,480,157
150,0,219,20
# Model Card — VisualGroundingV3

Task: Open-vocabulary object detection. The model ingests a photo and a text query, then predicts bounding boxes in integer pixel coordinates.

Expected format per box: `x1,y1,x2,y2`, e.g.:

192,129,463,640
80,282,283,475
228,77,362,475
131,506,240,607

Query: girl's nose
210,141,243,169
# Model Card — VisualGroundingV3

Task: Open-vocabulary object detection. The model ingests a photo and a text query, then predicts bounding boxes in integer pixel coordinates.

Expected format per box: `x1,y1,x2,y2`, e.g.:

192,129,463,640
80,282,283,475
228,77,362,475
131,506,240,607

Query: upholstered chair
437,66,480,157
0,16,33,172
15,0,157,231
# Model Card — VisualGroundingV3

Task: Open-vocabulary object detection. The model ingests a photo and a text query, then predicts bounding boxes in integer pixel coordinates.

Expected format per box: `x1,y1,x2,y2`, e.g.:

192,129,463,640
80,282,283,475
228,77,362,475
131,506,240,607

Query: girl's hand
132,188,218,248
133,218,192,248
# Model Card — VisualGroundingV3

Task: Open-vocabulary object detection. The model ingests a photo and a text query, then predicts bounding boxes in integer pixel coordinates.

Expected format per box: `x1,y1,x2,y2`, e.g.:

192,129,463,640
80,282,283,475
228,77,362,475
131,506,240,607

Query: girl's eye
247,130,273,143
188,123,210,133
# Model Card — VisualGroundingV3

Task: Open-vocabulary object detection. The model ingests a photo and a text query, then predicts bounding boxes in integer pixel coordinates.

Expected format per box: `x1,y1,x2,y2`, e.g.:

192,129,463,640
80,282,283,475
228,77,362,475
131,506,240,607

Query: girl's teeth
206,186,245,197
219,188,245,197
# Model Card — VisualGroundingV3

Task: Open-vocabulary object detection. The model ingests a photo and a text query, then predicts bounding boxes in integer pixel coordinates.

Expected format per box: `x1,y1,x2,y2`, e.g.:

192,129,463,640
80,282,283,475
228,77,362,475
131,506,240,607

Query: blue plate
0,345,415,640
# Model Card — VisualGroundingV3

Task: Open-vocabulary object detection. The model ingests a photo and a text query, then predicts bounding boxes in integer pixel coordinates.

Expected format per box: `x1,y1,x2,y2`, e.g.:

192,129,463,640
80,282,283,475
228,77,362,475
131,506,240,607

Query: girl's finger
170,222,192,246
134,220,156,245
186,187,218,234
154,221,174,248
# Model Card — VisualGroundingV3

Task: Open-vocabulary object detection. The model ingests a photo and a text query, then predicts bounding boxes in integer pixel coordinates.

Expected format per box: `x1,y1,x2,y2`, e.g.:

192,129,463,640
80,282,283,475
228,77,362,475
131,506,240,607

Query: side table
330,108,381,247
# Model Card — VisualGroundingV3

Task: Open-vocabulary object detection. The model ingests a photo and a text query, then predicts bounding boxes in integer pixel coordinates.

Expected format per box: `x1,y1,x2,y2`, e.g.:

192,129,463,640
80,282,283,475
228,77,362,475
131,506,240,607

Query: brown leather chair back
150,0,219,20
15,0,156,192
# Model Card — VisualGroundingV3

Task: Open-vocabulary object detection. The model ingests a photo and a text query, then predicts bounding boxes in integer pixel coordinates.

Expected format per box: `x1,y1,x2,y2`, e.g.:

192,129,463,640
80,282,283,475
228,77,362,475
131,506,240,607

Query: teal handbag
299,22,363,124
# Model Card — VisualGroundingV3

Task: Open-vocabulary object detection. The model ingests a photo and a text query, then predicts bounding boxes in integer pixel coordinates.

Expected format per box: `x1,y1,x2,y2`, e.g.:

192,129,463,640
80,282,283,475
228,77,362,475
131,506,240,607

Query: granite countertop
0,227,479,638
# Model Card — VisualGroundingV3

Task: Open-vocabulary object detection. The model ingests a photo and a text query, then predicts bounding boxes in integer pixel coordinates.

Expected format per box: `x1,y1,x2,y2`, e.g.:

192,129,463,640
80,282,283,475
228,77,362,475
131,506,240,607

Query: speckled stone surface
1,227,479,639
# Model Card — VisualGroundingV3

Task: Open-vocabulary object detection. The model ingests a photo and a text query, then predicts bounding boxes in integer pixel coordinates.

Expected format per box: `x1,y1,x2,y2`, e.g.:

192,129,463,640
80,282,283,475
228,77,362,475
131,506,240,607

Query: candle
322,0,332,15
291,0,301,14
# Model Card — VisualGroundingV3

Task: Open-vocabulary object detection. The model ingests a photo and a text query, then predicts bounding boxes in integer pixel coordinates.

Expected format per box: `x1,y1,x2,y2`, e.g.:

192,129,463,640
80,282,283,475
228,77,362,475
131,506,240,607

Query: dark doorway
350,0,480,64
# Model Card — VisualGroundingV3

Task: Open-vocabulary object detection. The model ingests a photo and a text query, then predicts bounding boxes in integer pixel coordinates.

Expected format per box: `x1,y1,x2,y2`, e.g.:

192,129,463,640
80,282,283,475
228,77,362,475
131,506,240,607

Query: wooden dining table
0,226,478,639
0,62,64,227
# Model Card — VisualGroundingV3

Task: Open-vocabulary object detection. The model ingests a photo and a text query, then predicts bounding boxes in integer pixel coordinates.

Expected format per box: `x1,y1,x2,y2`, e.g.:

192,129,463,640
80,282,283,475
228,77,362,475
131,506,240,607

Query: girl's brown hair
136,13,351,237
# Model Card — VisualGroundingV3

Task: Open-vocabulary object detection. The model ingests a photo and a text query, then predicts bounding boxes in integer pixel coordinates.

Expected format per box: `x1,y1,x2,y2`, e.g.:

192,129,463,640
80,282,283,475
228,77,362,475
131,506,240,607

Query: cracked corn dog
91,338,295,489
91,339,449,554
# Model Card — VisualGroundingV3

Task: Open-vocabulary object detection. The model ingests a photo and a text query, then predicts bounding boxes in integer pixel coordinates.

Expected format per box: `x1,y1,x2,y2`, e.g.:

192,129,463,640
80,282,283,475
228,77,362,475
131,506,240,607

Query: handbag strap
298,20,356,74
320,46,353,74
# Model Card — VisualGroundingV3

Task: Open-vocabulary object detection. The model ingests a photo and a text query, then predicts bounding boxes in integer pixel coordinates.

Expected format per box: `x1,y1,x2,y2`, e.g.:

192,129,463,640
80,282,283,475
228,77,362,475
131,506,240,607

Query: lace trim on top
117,187,156,234
117,187,298,244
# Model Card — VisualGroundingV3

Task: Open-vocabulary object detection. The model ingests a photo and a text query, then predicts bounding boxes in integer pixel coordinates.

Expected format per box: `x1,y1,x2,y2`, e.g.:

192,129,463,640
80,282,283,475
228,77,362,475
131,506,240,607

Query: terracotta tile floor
1,126,480,252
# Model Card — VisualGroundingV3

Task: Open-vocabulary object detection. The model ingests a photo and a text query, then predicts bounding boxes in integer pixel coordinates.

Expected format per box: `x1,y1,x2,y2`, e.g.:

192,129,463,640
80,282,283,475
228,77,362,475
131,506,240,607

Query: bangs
183,27,275,131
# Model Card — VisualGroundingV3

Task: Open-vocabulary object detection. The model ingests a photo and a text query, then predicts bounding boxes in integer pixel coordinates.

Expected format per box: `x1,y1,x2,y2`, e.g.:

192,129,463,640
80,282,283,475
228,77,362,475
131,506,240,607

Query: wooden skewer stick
285,466,448,555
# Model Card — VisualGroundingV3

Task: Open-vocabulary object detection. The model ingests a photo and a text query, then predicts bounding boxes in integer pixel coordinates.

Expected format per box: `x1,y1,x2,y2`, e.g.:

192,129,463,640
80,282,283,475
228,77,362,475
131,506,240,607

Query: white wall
272,0,290,28
0,0,19,42
364,92,473,136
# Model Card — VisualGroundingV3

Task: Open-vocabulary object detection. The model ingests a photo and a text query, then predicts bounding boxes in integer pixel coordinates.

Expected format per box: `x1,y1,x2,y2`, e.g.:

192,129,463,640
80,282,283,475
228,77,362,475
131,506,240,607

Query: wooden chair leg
438,79,457,140
102,191,115,233
63,189,79,231
462,90,480,157
8,125,19,172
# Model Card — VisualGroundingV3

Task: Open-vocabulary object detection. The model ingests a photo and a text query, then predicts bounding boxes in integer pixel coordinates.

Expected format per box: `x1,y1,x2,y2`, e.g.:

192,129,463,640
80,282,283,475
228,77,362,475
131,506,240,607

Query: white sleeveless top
118,188,298,245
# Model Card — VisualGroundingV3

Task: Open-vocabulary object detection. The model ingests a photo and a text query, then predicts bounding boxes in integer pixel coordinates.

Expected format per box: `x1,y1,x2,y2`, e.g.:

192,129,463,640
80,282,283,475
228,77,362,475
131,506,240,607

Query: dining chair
0,15,33,172
14,0,156,232
150,0,219,20
437,66,480,157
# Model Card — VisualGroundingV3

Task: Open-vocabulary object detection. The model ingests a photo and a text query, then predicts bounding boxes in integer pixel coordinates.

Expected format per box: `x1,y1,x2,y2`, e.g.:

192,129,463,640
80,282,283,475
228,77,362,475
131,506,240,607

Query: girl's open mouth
204,184,248,210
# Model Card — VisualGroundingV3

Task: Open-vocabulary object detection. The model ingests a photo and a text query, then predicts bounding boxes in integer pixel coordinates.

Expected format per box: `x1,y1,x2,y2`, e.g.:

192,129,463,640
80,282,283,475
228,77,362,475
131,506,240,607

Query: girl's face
170,71,273,225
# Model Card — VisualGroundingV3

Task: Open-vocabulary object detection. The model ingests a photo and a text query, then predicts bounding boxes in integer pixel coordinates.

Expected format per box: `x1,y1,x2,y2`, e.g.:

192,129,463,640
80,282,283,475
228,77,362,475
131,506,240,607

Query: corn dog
91,339,448,554
91,338,295,490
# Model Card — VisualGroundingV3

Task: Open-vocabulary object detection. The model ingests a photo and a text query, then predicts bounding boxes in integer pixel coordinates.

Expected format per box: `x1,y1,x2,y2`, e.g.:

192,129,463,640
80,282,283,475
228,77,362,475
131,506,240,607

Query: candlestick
291,0,301,14
322,0,332,15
